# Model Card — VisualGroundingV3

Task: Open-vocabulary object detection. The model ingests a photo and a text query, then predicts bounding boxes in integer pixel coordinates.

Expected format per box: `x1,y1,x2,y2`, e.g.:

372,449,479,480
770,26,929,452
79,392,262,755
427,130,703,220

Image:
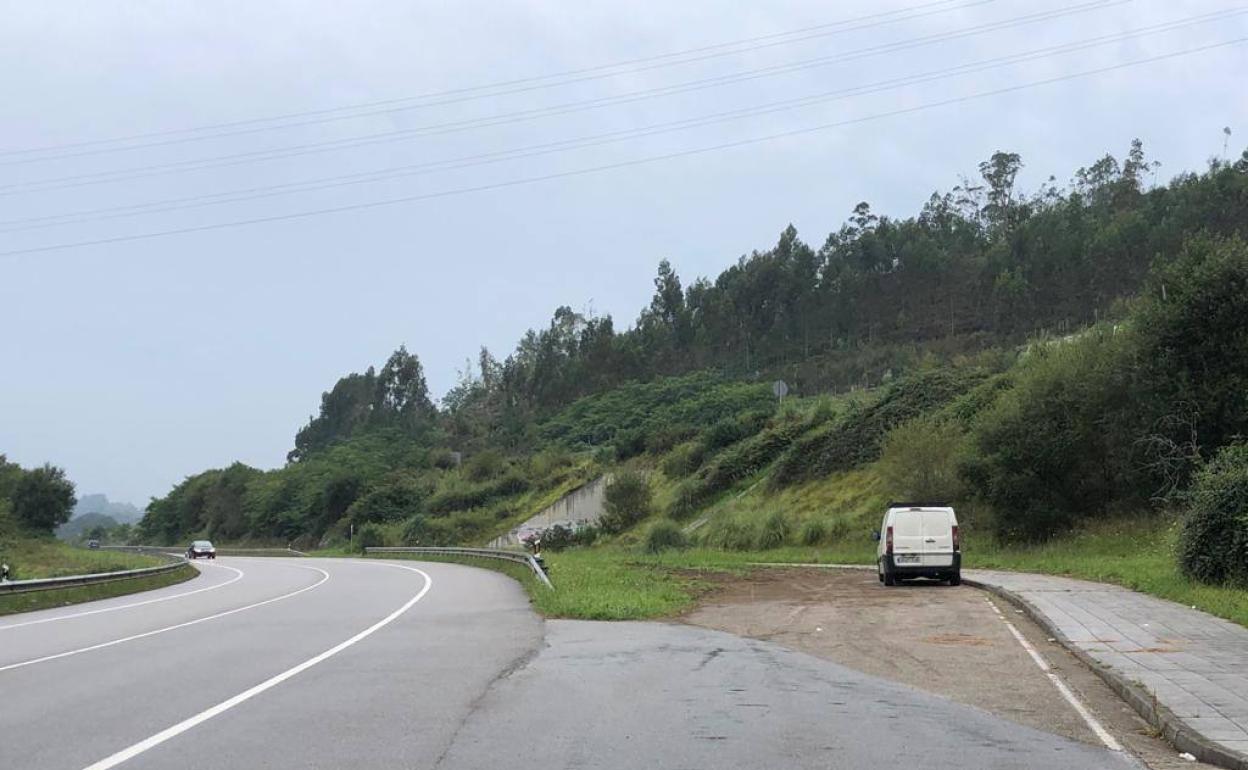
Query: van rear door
920,509,955,567
890,509,925,566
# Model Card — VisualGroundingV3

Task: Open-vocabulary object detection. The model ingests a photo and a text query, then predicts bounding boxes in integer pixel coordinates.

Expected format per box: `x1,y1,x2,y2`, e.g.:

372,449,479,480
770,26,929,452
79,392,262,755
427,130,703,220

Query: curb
963,576,1248,770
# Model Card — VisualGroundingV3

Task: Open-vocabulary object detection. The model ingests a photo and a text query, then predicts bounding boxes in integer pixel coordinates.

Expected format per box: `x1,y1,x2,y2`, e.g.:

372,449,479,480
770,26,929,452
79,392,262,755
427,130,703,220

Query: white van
875,502,960,586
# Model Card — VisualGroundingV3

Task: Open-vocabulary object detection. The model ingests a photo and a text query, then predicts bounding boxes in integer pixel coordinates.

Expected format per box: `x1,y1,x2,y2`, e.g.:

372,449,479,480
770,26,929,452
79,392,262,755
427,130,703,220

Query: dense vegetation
0,455,77,536
139,143,1248,587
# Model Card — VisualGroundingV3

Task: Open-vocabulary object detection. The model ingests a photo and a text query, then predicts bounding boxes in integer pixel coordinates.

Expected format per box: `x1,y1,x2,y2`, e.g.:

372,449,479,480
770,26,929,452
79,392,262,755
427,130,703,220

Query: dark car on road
186,540,216,560
86,539,100,549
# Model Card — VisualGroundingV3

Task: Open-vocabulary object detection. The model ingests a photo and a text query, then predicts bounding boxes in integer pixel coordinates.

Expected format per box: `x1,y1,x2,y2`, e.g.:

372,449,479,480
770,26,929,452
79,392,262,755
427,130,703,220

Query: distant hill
73,493,143,524
57,511,120,540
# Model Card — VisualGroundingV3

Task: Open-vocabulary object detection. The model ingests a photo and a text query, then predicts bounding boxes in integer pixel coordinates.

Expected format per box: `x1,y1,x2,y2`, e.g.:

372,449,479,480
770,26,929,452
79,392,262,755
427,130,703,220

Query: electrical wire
0,0,1128,195
2,9,1238,234
2,36,1240,259
0,0,993,162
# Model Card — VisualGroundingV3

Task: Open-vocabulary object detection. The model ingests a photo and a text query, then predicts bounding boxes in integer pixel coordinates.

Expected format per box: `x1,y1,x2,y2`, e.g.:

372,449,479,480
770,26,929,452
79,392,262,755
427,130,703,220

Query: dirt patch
682,566,1218,770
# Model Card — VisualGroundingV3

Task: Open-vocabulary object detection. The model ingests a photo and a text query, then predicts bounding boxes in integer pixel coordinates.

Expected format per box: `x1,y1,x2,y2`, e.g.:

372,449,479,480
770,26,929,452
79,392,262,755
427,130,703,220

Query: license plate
895,554,920,564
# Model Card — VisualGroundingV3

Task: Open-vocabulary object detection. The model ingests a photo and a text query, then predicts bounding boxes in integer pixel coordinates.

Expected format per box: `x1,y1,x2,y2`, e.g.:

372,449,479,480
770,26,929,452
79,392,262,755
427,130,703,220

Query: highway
0,557,1137,769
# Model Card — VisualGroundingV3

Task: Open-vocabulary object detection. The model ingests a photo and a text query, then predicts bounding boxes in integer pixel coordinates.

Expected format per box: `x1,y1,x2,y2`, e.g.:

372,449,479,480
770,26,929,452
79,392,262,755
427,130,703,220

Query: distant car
186,540,216,560
875,502,960,586
86,539,100,549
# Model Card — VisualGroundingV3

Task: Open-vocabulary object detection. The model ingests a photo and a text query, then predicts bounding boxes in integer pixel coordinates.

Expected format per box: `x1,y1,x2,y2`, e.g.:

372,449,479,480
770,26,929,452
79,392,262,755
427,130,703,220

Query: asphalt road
0,557,1138,769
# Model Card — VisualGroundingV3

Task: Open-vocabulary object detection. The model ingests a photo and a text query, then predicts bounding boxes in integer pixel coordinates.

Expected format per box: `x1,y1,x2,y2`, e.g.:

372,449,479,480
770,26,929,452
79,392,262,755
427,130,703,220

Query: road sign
772,380,789,399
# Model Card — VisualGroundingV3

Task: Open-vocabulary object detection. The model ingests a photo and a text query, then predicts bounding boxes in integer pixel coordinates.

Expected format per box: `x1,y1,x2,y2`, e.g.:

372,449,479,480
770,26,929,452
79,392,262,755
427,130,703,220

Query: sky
0,0,1245,506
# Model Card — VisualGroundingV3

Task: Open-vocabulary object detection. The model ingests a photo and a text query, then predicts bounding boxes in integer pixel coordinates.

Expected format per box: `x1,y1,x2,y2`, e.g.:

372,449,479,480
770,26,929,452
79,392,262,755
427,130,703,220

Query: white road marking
0,563,245,631
0,565,330,673
986,596,1123,751
79,563,433,770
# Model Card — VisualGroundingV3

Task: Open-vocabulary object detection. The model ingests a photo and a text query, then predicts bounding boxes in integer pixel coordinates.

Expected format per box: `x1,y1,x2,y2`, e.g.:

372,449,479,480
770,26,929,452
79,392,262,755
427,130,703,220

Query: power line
0,0,1128,195
3,36,1240,260
0,0,992,162
3,9,1238,234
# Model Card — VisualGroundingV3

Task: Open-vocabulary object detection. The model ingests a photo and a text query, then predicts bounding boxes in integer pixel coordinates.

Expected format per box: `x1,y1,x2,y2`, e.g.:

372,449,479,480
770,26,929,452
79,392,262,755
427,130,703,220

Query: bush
528,447,572,479
1135,237,1248,459
799,518,828,546
771,368,984,487
401,514,430,545
1178,443,1248,586
755,510,791,550
645,424,697,455
660,442,706,478
426,472,530,514
599,471,653,534
960,330,1146,542
613,429,647,460
703,515,758,551
644,520,688,553
463,449,505,481
538,523,600,551
702,418,747,451
353,522,385,553
876,415,965,501
347,474,429,524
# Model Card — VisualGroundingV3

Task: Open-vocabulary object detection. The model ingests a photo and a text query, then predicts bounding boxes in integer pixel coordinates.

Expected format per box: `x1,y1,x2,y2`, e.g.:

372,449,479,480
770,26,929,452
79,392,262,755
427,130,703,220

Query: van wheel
948,571,961,586
877,562,884,583
883,564,896,587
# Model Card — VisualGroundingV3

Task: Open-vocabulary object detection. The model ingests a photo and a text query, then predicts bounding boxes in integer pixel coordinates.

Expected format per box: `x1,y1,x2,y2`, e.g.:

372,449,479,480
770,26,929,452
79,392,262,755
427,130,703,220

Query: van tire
883,562,896,587
948,571,961,586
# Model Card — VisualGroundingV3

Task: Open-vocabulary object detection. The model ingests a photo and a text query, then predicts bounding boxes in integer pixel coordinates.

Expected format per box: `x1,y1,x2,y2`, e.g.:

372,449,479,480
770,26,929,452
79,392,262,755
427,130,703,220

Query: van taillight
886,525,894,554
952,525,960,551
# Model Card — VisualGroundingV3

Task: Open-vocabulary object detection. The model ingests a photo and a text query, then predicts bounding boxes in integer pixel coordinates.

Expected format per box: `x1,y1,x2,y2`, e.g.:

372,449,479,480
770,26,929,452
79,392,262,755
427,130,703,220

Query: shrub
660,442,706,478
528,447,572,479
644,520,688,553
401,514,430,545
771,368,984,487
755,510,791,550
960,330,1146,542
876,415,965,502
613,429,647,460
347,474,429,524
599,471,653,534
702,418,747,451
538,523,600,551
1178,443,1248,586
703,515,758,551
353,522,385,553
1135,237,1248,459
463,449,505,482
799,518,828,546
426,472,530,514
645,424,697,455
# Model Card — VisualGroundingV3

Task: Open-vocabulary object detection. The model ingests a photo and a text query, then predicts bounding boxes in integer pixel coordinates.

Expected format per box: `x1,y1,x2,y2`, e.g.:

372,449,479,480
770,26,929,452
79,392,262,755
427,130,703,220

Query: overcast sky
1,0,1244,506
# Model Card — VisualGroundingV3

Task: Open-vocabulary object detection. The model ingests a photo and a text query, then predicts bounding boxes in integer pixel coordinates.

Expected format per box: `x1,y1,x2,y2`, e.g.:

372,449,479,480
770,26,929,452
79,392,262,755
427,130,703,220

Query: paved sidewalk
966,569,1248,769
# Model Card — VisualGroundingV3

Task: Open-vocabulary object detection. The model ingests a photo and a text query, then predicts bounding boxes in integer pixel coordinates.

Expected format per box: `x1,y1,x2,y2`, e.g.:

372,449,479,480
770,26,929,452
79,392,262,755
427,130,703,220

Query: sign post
772,379,789,405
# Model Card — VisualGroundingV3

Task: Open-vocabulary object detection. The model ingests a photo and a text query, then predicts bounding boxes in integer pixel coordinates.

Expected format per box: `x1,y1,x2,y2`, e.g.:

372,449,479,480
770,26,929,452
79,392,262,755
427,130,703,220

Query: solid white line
986,597,1123,752
0,563,245,631
80,563,433,770
0,565,330,673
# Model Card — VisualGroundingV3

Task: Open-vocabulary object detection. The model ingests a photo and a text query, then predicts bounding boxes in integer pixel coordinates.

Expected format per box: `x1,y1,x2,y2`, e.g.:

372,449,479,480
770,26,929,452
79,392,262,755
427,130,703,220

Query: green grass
0,564,197,616
0,538,164,580
965,516,1248,629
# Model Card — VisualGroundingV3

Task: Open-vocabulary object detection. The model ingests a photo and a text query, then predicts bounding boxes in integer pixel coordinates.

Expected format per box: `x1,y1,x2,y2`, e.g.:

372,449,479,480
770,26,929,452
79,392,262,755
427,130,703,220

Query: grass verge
965,516,1248,629
362,514,1248,630
0,538,164,579
0,563,197,617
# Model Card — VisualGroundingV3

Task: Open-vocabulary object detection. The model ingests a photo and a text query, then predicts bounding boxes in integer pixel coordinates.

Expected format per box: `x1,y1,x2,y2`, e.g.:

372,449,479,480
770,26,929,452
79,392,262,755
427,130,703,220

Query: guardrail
365,546,554,589
0,549,189,595
105,546,307,557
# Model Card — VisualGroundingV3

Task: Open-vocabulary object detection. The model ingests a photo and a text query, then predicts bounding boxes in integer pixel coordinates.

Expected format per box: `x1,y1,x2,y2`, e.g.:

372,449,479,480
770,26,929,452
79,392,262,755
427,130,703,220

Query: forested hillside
139,142,1248,585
